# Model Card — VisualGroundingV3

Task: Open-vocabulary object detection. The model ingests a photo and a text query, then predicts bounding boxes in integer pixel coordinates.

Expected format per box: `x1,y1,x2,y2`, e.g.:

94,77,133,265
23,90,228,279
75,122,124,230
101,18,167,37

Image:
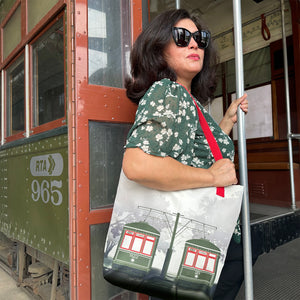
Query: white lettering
30,153,63,176
31,179,63,206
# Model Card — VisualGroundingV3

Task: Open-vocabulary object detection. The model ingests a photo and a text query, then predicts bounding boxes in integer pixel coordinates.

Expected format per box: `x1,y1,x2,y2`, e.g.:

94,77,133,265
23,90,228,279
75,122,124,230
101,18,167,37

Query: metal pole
280,0,297,210
25,44,30,138
232,1,254,299
176,0,180,9
161,213,180,277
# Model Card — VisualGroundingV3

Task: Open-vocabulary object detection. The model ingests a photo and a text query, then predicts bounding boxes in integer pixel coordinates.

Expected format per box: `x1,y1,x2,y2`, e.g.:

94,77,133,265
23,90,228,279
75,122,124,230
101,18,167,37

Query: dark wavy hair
125,9,219,104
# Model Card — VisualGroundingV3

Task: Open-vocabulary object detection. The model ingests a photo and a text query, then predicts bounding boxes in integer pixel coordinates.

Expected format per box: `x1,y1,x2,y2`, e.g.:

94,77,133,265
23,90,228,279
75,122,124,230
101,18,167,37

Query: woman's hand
208,159,238,187
219,93,248,135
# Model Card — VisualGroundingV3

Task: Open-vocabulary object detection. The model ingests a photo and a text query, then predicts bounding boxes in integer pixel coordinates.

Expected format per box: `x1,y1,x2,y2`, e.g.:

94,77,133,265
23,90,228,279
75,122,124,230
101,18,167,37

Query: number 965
31,179,63,206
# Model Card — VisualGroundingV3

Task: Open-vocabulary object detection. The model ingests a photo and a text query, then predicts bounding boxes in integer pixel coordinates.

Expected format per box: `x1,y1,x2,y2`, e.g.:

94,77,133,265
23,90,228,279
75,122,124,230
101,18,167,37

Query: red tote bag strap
192,99,225,197
178,83,225,197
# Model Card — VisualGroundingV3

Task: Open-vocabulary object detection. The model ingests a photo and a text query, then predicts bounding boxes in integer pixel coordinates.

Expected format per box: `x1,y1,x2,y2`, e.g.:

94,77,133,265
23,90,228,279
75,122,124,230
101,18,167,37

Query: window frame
121,230,156,257
4,51,25,143
184,247,217,274
0,1,66,145
29,12,66,136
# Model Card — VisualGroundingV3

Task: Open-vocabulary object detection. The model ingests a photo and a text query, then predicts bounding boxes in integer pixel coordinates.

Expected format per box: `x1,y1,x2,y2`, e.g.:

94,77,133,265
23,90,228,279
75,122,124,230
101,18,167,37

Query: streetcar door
71,1,145,299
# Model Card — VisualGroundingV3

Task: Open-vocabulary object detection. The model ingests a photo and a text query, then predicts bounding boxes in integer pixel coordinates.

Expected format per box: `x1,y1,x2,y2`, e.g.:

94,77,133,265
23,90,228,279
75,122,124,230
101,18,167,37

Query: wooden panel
240,162,299,170
235,140,299,165
247,168,300,207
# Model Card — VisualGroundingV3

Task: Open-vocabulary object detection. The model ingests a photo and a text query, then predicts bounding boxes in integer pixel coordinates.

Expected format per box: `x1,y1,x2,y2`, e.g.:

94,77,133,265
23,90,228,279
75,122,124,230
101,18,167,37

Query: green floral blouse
126,78,241,242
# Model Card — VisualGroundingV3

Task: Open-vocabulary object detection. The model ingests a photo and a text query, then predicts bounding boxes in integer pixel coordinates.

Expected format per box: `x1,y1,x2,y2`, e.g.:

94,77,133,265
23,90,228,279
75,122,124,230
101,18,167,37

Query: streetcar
177,239,221,287
0,0,299,300
112,222,160,272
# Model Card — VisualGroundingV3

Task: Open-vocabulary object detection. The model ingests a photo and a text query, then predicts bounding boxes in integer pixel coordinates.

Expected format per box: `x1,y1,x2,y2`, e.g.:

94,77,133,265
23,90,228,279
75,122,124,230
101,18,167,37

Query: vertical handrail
176,0,180,9
280,0,297,210
232,0,254,299
25,45,30,138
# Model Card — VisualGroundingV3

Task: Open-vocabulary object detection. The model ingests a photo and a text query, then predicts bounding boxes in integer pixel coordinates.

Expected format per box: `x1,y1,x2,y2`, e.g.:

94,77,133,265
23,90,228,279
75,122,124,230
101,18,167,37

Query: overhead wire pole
232,0,254,299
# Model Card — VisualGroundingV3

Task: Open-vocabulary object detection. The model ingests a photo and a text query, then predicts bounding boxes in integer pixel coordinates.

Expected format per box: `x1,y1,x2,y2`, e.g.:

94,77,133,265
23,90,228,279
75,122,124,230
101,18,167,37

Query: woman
123,9,248,300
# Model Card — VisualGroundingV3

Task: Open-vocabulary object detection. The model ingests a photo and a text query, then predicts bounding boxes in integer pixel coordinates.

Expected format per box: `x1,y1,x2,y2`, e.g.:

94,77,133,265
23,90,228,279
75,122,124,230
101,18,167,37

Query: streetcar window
6,55,25,137
226,47,271,94
121,235,133,250
232,84,273,140
195,252,206,270
89,121,131,208
32,17,65,128
206,254,217,273
27,0,60,32
88,0,131,87
185,247,196,267
131,236,144,252
143,238,155,255
184,247,216,273
3,4,21,60
121,231,155,256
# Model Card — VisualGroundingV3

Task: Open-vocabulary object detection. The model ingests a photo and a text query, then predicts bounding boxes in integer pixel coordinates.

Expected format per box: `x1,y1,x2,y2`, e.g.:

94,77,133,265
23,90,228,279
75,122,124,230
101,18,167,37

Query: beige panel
3,5,21,60
27,0,59,32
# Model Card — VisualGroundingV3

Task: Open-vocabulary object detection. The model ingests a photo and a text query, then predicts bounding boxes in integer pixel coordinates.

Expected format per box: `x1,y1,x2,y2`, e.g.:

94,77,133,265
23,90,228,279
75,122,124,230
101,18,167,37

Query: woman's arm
219,93,248,135
122,148,237,191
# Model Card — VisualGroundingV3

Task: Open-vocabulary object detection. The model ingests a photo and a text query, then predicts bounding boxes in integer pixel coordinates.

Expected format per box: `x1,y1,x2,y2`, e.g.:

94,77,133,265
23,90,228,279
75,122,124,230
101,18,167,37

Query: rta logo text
30,153,63,176
29,153,64,206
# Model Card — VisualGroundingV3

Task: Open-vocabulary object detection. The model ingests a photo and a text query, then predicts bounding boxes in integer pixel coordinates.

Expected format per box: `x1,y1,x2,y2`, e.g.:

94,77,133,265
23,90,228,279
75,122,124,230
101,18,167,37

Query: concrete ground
0,267,33,300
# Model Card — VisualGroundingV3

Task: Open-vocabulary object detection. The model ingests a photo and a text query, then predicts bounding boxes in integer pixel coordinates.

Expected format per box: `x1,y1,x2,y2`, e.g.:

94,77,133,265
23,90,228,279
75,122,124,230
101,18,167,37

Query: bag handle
192,99,225,197
178,83,225,197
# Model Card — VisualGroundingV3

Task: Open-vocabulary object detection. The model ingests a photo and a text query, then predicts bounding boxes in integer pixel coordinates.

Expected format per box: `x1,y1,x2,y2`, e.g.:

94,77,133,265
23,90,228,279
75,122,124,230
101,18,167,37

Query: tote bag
103,94,244,299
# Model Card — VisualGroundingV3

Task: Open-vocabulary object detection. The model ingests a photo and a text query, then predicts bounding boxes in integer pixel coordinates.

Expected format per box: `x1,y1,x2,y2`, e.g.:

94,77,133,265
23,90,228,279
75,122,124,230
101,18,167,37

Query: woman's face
164,18,205,88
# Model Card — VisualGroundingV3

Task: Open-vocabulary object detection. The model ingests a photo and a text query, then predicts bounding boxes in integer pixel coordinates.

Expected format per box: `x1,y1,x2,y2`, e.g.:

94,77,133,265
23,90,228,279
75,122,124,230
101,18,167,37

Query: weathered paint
0,134,68,264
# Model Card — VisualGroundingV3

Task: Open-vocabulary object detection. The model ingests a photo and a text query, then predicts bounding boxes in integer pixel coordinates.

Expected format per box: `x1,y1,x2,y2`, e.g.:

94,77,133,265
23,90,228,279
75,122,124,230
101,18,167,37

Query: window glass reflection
89,121,131,209
6,55,25,136
88,0,131,87
32,17,65,127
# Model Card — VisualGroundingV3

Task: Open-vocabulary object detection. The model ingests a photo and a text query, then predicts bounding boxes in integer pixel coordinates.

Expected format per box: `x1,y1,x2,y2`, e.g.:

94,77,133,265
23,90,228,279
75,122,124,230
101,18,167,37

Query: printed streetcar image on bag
103,171,244,300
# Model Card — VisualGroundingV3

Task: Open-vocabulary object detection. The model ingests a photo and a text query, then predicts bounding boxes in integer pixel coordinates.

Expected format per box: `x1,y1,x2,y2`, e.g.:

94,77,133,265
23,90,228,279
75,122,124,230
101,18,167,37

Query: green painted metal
0,134,68,264
177,239,221,286
113,222,160,271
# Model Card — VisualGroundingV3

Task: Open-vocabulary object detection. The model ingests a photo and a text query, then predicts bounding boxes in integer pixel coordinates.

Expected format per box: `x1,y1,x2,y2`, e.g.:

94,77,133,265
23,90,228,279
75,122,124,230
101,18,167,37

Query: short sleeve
126,79,198,159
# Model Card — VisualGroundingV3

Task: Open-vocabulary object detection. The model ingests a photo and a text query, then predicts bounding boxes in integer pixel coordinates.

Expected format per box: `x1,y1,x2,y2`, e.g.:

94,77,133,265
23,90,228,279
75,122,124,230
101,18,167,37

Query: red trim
67,0,76,299
0,6,67,144
0,0,66,69
121,231,155,256
20,0,26,38
4,51,25,143
73,1,142,299
184,247,216,274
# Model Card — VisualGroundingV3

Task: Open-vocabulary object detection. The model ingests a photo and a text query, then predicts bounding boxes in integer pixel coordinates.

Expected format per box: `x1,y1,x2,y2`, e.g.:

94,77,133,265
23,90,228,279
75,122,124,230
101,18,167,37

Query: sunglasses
172,27,210,49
